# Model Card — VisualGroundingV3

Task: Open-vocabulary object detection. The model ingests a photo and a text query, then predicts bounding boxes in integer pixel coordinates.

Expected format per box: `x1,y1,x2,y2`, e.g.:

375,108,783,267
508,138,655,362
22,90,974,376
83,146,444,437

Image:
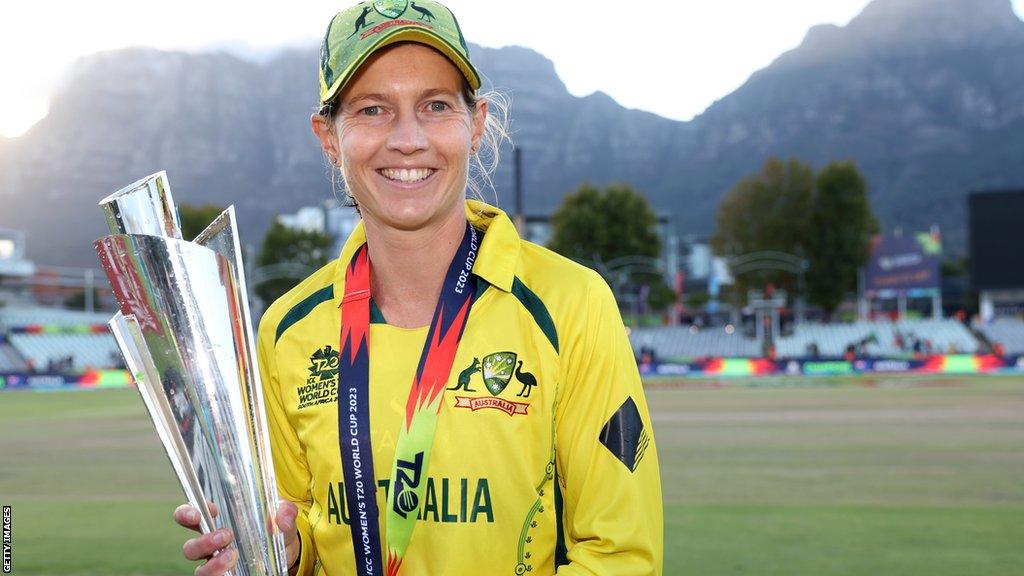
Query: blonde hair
466,88,512,205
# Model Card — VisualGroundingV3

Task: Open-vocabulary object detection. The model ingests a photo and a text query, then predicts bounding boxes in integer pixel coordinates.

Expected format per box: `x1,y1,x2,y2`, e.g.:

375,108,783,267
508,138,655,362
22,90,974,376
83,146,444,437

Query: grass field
2,375,1023,575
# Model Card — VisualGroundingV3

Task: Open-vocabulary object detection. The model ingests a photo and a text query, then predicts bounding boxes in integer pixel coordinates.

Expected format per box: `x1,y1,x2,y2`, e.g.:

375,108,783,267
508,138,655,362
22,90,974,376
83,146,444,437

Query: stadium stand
630,326,761,359
776,320,979,357
632,319,982,360
975,318,1024,355
0,343,29,371
0,307,113,328
0,307,120,372
7,333,121,371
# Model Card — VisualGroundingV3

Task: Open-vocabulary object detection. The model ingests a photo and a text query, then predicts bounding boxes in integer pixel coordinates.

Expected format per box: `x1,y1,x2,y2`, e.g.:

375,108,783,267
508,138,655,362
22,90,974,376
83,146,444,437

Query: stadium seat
0,308,113,329
8,333,121,372
632,319,983,361
0,308,119,372
630,326,760,360
0,344,29,371
975,318,1024,354
775,320,980,358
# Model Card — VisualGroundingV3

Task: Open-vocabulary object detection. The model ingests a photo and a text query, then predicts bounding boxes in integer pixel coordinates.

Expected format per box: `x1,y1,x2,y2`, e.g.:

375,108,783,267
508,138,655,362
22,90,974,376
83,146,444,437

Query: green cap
319,0,481,111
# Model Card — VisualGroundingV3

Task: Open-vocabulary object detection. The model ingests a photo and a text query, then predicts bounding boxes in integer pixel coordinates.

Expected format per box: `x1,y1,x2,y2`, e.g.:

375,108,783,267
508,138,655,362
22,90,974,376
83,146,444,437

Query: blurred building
278,199,361,258
0,229,35,277
860,228,944,321
277,206,325,233
969,189,1024,321
0,228,37,306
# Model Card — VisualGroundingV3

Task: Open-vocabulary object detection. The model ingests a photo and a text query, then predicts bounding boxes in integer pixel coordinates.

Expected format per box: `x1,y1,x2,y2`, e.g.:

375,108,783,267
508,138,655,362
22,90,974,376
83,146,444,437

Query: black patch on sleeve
599,396,647,472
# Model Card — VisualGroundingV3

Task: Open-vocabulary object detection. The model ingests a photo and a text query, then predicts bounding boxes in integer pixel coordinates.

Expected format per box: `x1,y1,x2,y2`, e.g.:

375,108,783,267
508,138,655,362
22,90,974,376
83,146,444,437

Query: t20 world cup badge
96,172,289,576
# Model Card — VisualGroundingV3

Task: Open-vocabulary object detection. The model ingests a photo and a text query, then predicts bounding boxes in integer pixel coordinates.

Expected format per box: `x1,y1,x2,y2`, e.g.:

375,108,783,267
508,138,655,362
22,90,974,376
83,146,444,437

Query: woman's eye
360,105,381,116
428,101,449,112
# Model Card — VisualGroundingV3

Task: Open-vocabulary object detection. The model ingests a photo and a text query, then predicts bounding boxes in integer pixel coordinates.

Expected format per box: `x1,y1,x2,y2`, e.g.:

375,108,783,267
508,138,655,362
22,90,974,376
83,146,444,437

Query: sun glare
0,0,1022,139
0,100,48,138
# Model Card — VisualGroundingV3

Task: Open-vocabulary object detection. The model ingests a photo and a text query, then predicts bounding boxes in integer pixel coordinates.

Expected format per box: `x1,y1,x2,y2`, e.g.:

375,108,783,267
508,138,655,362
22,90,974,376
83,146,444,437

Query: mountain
1,0,1022,268
688,0,1024,252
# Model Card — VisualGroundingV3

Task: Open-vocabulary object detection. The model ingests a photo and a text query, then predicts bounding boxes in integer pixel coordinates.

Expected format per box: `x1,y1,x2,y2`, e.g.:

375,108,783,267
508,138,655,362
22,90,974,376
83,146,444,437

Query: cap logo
373,0,408,18
347,5,376,39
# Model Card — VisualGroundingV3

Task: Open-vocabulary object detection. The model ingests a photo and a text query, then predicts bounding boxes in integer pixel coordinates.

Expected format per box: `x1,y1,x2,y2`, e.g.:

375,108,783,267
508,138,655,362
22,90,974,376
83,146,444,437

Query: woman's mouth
378,168,436,183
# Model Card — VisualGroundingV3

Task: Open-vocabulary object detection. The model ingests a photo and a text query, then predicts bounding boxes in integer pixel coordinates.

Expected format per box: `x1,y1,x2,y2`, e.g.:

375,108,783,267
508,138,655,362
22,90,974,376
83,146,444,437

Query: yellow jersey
257,201,663,575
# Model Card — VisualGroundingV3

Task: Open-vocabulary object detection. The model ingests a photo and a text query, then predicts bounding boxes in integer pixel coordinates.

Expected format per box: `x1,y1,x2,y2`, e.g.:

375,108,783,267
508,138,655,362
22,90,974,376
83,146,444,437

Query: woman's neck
362,209,467,329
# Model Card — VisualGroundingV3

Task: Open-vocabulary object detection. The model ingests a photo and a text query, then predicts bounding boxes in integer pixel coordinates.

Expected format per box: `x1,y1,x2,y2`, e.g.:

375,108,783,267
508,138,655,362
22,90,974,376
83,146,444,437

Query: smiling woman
313,43,486,238
171,2,663,575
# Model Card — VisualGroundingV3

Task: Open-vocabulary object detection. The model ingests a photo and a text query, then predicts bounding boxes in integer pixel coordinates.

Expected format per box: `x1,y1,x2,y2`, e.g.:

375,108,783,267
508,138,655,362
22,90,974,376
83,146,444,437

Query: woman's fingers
175,501,235,575
182,529,234,562
173,502,220,533
173,504,202,532
275,500,298,534
176,501,293,573
193,548,238,576
275,500,301,567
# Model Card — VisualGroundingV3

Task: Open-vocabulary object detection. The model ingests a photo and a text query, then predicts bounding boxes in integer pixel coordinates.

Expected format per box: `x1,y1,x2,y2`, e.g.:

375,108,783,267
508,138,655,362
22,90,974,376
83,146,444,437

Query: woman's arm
257,316,317,576
554,272,664,575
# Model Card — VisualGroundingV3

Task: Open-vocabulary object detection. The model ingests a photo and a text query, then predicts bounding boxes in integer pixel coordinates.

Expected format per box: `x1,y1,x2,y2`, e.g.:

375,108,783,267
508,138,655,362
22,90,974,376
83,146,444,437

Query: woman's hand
174,500,302,575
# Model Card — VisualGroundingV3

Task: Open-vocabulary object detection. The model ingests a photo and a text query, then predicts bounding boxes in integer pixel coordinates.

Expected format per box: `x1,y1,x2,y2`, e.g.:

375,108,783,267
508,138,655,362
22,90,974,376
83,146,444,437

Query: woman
175,2,662,574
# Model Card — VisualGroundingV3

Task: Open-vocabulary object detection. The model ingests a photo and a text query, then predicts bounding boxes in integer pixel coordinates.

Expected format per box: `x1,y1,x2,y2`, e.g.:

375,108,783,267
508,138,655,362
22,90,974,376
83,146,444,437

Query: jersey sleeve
554,272,664,576
257,316,318,576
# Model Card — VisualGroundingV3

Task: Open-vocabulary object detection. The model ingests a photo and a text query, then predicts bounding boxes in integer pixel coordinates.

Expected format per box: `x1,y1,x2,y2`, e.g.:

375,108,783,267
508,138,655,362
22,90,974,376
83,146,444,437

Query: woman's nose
386,111,429,154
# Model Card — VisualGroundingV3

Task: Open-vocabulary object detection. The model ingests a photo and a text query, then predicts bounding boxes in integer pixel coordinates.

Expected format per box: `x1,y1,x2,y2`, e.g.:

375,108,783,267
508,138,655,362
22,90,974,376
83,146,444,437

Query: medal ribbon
338,222,480,576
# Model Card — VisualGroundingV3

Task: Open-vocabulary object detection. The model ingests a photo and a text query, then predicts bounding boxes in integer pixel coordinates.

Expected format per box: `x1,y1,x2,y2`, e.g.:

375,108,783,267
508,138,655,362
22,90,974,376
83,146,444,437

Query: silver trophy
96,172,288,576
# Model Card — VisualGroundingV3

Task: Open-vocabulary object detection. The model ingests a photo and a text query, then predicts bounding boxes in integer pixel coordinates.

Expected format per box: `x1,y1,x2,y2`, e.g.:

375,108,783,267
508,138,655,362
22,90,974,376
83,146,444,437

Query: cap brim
320,27,481,108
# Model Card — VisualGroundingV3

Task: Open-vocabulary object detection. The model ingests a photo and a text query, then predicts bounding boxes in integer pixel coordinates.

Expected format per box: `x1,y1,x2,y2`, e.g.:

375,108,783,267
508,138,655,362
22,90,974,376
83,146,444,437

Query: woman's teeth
380,168,433,183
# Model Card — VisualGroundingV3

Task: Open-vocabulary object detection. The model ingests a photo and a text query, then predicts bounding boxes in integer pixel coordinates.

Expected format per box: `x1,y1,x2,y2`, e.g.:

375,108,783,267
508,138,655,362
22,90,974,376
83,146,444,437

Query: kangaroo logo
448,357,480,392
410,1,435,22
392,451,425,518
348,5,375,38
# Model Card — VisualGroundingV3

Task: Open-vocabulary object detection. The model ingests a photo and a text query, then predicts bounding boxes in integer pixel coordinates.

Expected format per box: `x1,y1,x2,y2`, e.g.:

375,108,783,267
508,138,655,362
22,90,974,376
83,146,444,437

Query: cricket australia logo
297,345,339,410
449,351,535,416
374,0,408,18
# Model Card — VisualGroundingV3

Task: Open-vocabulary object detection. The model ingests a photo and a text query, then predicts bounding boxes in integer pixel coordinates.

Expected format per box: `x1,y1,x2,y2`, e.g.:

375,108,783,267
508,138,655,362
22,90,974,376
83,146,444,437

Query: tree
548,183,672,311
805,161,878,317
711,158,878,315
711,157,814,295
178,203,227,240
549,183,660,263
255,219,333,305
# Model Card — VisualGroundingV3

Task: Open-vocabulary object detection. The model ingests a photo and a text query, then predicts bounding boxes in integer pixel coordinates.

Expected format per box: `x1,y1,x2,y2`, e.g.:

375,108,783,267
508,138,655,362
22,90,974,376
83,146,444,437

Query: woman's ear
311,113,340,165
470,99,488,154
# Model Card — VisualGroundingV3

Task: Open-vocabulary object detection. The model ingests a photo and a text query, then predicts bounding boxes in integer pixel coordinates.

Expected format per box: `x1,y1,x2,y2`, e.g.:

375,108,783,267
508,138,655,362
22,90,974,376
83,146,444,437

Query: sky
1,0,1023,138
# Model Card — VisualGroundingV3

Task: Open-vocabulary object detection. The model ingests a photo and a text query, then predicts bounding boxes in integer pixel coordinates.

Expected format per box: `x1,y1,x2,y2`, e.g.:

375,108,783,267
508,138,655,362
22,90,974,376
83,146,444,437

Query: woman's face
313,43,487,233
